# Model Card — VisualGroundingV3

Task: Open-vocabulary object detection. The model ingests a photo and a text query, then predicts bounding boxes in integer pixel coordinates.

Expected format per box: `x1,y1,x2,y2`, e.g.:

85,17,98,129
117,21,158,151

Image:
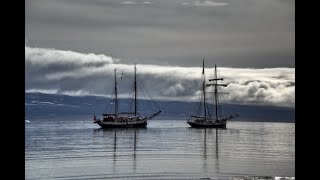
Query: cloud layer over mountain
25,46,295,107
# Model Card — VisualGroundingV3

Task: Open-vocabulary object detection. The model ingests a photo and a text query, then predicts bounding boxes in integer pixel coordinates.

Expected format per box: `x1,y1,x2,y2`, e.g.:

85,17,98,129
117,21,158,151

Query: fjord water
25,117,295,179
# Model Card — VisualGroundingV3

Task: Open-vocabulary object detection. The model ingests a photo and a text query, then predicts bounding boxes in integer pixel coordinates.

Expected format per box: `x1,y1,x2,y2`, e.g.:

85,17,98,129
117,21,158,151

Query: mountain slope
25,92,295,122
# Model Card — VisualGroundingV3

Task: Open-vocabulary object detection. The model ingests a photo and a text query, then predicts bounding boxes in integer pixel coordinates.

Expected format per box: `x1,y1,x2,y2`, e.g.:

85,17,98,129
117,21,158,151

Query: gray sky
25,0,295,68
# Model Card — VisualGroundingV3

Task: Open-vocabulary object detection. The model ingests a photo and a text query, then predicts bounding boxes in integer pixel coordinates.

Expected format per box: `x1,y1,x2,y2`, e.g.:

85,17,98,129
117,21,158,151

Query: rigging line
140,83,161,110
136,76,161,111
218,90,222,119
197,92,203,116
136,78,147,98
199,95,202,115
106,89,116,114
220,89,228,117
195,79,204,116
138,86,154,116
218,86,227,118
208,89,213,116
136,82,147,109
131,84,135,113
209,86,214,112
219,104,223,118
137,81,157,113
138,80,157,114
217,95,222,118
215,86,220,118
208,95,213,117
130,83,138,112
136,81,146,99
206,102,210,117
104,78,111,113
129,82,135,113
223,85,236,114
137,82,157,116
205,93,212,117
105,73,116,112
212,90,217,118
219,87,225,117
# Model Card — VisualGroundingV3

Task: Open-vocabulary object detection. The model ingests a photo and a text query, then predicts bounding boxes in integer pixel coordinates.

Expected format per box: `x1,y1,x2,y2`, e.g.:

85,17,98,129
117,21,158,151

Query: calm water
25,117,295,179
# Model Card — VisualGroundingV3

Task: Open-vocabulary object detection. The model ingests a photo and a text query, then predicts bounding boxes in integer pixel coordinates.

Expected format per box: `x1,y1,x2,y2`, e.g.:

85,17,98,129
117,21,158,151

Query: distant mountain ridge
25,92,295,122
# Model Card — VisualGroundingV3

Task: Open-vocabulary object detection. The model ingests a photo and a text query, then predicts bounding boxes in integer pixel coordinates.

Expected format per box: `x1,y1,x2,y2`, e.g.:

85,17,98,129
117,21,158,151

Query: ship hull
97,119,148,128
98,122,147,128
187,121,226,128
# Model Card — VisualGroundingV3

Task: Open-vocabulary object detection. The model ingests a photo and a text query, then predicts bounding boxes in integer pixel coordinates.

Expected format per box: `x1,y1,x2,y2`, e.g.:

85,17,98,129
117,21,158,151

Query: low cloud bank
25,46,295,107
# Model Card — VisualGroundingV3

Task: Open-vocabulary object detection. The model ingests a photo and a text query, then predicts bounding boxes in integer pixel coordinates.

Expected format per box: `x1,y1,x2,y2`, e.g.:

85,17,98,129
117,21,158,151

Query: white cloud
25,46,295,107
26,89,108,98
120,1,152,5
121,1,137,5
193,0,229,7
25,46,115,67
161,83,186,96
26,88,60,94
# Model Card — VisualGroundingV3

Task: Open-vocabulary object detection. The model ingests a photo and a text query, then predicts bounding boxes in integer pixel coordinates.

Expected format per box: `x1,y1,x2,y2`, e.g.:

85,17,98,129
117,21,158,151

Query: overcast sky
25,0,294,68
25,0,295,107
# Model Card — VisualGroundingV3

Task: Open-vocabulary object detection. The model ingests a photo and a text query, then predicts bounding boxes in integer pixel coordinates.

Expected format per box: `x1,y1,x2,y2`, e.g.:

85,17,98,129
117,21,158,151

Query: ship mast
202,59,207,118
207,65,227,120
134,64,137,116
214,65,218,120
114,69,118,117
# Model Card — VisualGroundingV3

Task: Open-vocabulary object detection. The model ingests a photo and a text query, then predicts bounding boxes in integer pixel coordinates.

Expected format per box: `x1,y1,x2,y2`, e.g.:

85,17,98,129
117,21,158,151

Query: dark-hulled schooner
187,60,239,128
93,65,161,128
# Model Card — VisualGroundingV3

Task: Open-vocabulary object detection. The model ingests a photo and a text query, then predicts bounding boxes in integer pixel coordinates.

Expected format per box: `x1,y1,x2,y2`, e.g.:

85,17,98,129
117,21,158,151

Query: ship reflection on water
202,128,221,175
93,127,226,178
93,128,140,175
90,124,294,179
25,120,294,179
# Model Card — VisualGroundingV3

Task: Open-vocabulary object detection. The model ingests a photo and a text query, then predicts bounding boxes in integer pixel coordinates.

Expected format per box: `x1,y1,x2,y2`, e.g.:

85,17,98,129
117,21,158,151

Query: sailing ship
187,60,239,128
93,65,161,128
